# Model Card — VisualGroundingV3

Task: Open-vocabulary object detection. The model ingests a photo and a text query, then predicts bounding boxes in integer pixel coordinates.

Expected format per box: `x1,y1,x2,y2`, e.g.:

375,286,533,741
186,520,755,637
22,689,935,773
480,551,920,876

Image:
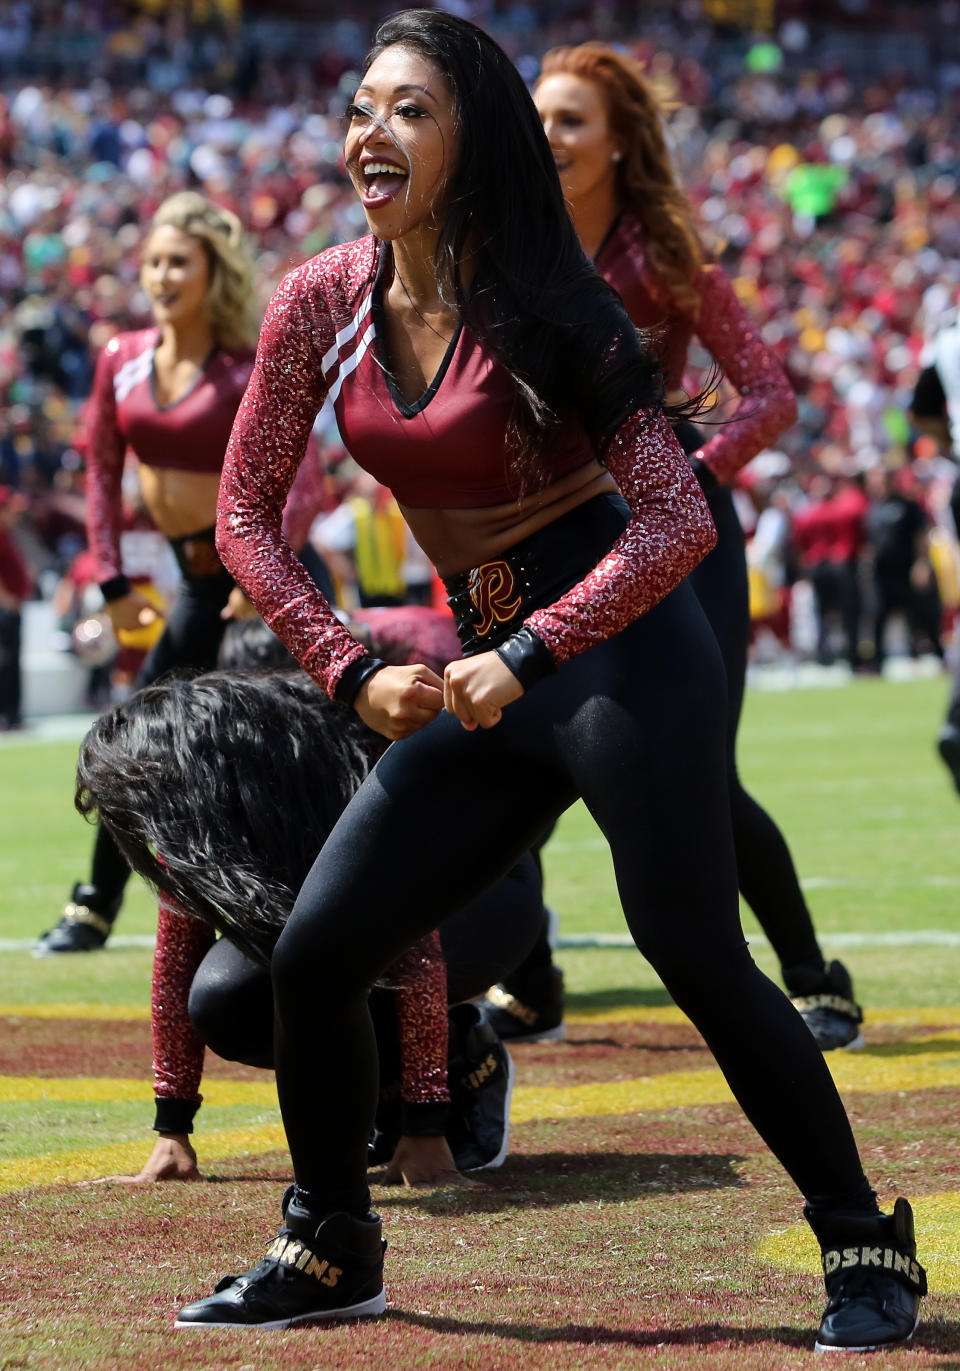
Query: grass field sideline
2,675,960,1368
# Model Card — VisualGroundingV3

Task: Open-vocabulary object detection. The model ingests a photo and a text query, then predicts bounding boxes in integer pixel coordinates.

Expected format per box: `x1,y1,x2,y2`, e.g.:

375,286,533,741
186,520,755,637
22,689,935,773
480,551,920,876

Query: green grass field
2,676,960,1369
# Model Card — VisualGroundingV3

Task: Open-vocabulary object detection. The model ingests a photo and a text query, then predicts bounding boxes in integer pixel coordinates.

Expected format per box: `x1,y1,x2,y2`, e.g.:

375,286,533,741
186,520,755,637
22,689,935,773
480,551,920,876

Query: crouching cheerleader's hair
75,670,378,965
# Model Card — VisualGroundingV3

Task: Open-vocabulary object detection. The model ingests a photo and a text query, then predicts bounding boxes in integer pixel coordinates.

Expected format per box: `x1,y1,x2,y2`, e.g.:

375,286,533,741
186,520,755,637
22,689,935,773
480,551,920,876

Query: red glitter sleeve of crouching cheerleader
387,930,450,1108
216,260,368,697
524,406,717,666
689,266,797,486
152,892,215,1104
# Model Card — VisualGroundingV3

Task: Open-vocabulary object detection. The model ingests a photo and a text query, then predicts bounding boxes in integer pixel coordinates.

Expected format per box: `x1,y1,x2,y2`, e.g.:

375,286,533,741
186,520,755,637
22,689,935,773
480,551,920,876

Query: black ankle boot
784,959,863,1051
446,1004,514,1171
176,1188,386,1329
806,1197,926,1352
483,964,565,1043
34,883,122,956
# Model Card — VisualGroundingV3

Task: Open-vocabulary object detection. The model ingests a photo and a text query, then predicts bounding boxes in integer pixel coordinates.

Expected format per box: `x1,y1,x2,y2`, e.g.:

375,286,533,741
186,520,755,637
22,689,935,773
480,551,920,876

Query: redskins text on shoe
175,1209,386,1329
808,1197,926,1353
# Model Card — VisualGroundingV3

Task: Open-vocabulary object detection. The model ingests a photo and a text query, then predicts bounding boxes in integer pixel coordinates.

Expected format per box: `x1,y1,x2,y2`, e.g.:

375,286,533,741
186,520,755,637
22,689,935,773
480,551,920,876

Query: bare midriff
402,459,618,578
137,465,222,539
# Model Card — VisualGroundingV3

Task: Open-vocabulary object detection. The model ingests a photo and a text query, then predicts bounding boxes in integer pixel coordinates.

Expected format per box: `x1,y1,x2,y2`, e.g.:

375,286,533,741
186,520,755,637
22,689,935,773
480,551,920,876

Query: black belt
443,492,630,656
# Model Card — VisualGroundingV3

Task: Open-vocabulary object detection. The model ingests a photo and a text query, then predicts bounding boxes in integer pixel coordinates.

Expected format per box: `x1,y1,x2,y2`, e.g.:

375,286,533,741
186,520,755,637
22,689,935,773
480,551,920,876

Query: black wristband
689,456,719,495
99,574,132,603
399,1099,451,1137
153,1096,200,1135
494,627,556,692
334,654,388,707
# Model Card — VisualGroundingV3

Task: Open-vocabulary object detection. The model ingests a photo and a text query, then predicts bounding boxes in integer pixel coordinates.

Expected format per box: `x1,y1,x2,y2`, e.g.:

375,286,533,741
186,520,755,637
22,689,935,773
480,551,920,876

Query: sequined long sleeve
85,342,128,584
524,406,717,665
691,267,797,486
152,892,214,1115
216,265,368,697
280,434,327,553
387,931,450,1130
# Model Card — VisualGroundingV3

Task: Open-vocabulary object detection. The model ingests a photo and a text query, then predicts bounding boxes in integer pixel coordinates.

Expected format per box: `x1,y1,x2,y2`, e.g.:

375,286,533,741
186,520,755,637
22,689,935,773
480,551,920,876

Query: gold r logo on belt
467,559,523,638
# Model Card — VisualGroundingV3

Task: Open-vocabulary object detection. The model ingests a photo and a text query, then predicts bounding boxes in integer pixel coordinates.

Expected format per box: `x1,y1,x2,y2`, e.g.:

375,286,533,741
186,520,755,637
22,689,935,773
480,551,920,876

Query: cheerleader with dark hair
173,12,924,1349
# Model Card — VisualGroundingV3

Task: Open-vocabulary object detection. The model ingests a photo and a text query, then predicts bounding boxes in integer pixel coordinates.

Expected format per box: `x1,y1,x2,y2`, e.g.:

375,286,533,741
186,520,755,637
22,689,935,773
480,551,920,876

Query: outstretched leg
566,584,868,1200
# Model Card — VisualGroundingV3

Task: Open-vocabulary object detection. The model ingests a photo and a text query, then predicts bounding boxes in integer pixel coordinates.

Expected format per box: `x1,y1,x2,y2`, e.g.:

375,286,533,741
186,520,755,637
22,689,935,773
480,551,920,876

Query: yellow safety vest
350,497,407,599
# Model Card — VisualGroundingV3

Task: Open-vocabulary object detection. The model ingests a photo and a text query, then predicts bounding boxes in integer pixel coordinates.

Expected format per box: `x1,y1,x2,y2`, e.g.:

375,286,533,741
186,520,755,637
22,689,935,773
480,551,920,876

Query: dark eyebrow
355,82,438,104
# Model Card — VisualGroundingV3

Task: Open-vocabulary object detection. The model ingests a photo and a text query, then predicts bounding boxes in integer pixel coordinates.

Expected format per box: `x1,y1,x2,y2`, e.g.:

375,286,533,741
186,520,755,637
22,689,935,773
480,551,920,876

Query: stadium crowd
2,0,960,725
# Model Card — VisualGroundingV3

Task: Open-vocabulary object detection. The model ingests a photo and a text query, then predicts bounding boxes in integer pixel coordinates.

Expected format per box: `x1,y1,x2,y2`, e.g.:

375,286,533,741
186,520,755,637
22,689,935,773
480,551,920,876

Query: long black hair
362,10,681,483
75,671,378,964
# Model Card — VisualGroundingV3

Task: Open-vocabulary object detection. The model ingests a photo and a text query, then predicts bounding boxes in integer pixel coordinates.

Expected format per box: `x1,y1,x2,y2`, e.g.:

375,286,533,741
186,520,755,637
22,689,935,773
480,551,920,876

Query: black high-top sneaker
34,884,121,956
446,1004,514,1172
483,964,565,1043
807,1197,927,1353
175,1189,387,1329
785,959,864,1051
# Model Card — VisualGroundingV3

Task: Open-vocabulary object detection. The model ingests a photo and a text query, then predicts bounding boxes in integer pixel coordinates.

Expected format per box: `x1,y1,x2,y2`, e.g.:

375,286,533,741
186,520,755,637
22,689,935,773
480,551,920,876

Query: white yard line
556,929,960,950
4,929,960,954
0,934,157,953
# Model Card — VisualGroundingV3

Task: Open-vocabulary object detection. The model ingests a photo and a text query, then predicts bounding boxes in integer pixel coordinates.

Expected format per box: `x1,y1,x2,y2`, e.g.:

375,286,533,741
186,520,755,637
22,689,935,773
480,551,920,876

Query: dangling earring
612,151,623,162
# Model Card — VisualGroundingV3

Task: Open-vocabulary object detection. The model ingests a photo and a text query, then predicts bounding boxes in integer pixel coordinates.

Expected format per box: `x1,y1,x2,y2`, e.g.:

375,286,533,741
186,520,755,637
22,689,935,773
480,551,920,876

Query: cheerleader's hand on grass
83,1133,201,1185
381,1135,483,1189
443,652,523,731
355,664,445,740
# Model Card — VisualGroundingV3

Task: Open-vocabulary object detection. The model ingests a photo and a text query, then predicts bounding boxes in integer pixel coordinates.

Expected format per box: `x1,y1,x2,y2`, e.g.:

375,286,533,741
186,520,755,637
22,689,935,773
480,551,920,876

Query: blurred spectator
0,486,32,729
310,474,434,609
793,473,868,668
864,463,943,669
746,478,794,654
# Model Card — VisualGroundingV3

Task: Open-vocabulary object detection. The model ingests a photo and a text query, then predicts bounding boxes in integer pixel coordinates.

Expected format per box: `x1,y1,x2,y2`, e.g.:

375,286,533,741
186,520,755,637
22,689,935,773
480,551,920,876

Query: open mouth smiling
358,158,410,208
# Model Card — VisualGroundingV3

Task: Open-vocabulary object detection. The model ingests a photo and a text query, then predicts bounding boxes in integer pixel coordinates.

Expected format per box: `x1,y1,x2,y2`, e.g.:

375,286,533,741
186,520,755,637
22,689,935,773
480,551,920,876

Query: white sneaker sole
814,1310,919,1354
174,1288,387,1329
467,1048,515,1171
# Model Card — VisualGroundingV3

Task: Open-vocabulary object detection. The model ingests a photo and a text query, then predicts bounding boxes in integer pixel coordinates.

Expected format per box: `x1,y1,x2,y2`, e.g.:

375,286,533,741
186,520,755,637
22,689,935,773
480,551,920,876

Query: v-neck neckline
150,340,218,413
372,246,463,420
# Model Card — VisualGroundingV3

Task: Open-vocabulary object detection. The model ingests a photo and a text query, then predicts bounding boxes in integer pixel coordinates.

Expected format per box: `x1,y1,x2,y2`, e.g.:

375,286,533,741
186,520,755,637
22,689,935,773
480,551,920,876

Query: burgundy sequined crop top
596,215,797,486
333,250,593,507
217,233,717,698
85,328,255,583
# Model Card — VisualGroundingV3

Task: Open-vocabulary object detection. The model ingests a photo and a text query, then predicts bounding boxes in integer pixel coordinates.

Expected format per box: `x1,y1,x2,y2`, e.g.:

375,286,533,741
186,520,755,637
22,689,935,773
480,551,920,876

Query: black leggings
688,487,823,977
187,856,544,1064
90,568,234,908
270,578,866,1216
